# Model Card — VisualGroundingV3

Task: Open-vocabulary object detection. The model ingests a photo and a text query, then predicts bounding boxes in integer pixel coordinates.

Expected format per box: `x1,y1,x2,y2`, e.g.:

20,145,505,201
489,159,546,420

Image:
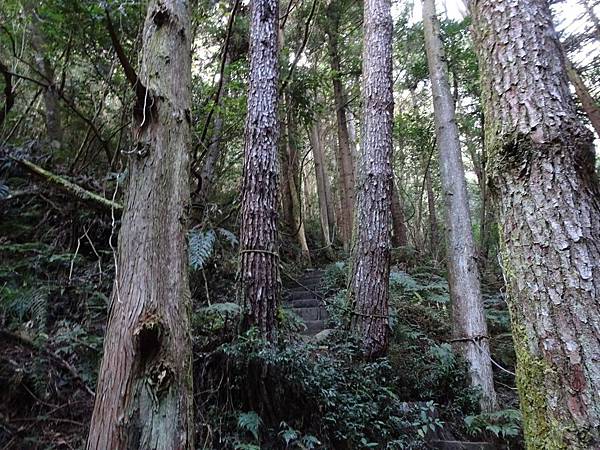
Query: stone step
286,298,322,308
286,290,322,301
301,319,327,335
286,306,329,321
429,441,497,450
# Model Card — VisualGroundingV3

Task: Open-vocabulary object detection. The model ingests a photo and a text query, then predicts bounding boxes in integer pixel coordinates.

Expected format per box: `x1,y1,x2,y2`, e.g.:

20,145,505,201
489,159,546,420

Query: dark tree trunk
326,3,356,250
349,0,393,358
87,1,194,448
239,0,280,340
390,180,408,248
425,168,439,257
423,0,497,412
470,0,600,445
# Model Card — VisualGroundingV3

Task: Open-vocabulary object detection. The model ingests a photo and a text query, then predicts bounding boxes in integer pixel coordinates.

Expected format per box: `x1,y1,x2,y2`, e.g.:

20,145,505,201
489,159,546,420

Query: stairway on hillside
284,269,330,336
283,270,502,450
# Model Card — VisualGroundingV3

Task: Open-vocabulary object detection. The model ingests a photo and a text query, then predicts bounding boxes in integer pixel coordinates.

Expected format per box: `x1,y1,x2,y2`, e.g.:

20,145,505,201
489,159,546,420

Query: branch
6,70,114,164
0,328,95,397
198,0,240,147
280,0,319,94
104,8,139,88
11,157,123,212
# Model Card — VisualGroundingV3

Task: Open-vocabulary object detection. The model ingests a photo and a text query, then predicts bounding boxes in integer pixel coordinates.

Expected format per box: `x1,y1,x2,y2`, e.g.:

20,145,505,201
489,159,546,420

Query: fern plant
188,228,216,270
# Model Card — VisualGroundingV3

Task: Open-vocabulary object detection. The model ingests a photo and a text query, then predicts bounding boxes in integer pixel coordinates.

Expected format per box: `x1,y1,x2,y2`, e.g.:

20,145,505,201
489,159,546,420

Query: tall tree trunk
423,0,497,412
239,0,280,340
310,120,335,256
565,57,600,138
27,4,63,148
390,180,408,248
326,4,356,249
470,0,600,446
349,0,393,358
87,1,193,448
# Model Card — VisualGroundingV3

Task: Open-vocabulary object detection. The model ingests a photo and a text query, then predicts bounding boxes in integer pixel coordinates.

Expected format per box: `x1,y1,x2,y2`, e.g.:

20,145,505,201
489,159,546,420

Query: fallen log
10,157,122,213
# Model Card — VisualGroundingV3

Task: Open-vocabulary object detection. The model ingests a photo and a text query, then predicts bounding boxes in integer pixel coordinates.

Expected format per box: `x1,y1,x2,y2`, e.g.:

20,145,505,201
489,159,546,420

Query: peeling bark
239,0,280,340
470,0,600,446
86,1,193,448
349,0,393,358
422,0,497,412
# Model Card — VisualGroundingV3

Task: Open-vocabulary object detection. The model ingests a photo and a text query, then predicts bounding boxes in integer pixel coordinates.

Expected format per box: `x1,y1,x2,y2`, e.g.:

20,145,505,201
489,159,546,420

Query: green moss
511,323,566,450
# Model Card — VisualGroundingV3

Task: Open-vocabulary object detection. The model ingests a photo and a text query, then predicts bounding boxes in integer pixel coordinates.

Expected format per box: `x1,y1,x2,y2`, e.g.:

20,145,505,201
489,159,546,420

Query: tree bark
422,0,497,412
326,3,356,249
239,0,280,340
0,61,15,126
87,1,194,448
390,179,408,247
349,0,393,358
470,0,600,446
565,57,600,138
425,168,439,257
310,119,335,256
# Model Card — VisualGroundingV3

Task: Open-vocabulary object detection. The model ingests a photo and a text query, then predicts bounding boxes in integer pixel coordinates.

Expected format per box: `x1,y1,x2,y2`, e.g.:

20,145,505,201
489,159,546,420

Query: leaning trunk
349,0,394,358
565,58,600,138
239,0,280,340
423,0,497,412
470,0,600,445
87,1,193,448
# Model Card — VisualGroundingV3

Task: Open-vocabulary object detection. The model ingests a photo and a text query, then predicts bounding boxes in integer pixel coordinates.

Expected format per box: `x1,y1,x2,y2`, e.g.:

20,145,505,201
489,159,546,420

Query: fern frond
188,228,216,270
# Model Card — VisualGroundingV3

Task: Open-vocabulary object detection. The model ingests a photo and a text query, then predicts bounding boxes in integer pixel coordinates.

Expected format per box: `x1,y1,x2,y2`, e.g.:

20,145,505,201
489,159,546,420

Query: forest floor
0,154,523,449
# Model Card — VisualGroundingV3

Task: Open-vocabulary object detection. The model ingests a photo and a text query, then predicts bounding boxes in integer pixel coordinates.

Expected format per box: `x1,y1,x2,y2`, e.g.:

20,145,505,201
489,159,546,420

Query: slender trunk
197,59,230,204
565,58,600,138
423,0,497,412
425,168,439,256
349,0,393,358
87,1,193,448
470,0,600,445
239,0,280,340
390,180,408,247
27,5,63,147
281,98,310,264
326,5,355,249
347,107,359,162
310,120,335,255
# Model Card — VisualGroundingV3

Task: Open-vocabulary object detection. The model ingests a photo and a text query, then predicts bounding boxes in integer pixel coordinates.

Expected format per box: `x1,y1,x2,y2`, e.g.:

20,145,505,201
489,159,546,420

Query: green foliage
389,269,449,306
237,411,263,442
322,261,348,291
188,228,216,270
465,409,522,439
197,330,428,449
